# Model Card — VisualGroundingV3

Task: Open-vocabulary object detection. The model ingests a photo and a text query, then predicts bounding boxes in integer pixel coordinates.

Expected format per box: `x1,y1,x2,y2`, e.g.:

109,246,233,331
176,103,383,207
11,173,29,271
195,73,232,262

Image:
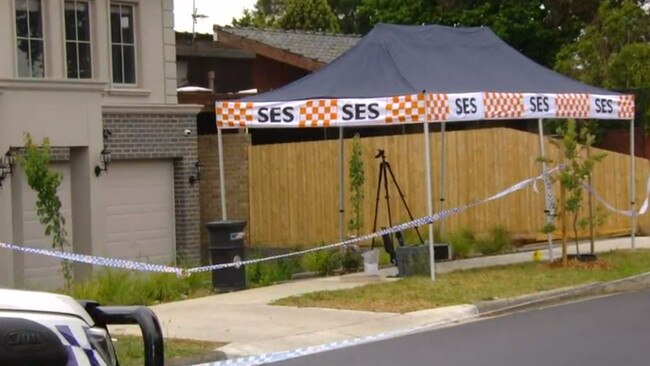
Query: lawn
273,249,650,313
112,335,226,366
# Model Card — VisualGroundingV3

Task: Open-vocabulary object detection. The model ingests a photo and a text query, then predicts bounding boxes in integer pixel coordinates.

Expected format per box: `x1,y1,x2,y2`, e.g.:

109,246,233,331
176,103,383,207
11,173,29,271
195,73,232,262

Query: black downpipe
81,301,164,366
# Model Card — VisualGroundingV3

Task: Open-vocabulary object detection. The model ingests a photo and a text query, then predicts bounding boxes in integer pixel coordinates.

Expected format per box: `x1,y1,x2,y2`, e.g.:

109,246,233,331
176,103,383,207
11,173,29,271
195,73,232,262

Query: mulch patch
547,258,615,270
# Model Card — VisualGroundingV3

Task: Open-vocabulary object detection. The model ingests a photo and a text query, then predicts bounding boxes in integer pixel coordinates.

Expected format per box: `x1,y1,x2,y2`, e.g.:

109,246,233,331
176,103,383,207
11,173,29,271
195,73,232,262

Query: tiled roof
216,27,360,64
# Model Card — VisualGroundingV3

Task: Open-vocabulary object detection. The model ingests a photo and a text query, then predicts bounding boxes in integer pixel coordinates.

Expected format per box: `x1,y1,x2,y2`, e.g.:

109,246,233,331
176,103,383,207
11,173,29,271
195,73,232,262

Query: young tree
348,134,365,237
17,133,73,289
555,120,606,265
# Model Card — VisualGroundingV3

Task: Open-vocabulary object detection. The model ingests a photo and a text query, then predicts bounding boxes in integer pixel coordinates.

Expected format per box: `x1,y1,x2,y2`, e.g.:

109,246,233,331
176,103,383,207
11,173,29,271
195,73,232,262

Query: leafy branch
16,133,73,289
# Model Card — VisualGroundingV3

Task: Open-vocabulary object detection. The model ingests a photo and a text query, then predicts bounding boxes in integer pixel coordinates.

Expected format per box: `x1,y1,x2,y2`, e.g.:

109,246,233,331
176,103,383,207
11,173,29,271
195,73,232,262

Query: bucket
361,249,380,276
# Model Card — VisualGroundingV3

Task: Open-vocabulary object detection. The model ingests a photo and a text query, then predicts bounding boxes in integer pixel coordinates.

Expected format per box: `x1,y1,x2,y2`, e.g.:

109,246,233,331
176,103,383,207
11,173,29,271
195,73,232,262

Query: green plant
17,133,73,290
378,248,392,266
341,249,362,273
301,249,341,276
68,269,212,306
245,258,299,288
556,120,605,264
475,226,514,255
348,133,365,237
447,228,476,259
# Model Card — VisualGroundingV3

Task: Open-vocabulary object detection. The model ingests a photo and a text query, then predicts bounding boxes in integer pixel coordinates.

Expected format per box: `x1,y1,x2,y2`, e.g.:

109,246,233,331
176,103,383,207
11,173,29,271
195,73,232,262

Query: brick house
0,0,202,289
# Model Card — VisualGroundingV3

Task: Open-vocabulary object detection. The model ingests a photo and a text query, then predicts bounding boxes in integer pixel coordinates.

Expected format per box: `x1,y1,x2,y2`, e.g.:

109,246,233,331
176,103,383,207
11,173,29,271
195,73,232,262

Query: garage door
22,163,73,290
103,160,175,265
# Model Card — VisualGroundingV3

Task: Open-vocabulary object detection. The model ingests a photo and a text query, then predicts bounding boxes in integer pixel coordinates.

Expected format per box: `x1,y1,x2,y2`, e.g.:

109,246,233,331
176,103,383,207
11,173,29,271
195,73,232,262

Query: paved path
270,288,650,366
111,236,650,358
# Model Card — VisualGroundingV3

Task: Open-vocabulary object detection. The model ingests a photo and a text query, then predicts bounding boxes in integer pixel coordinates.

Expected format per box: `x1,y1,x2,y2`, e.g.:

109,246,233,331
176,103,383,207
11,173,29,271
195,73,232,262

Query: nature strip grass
273,249,650,313
113,335,226,366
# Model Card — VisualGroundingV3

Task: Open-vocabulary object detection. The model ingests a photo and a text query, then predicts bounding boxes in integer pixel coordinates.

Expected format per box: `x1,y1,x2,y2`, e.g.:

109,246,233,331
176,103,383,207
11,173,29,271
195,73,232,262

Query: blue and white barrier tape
0,166,562,276
187,165,562,273
192,310,477,366
0,242,183,275
582,174,650,217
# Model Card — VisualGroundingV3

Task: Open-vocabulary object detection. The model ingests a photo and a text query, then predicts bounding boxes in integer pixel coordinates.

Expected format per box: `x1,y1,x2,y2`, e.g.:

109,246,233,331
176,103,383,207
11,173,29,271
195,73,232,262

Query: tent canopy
213,23,639,269
243,24,617,101
216,23,634,128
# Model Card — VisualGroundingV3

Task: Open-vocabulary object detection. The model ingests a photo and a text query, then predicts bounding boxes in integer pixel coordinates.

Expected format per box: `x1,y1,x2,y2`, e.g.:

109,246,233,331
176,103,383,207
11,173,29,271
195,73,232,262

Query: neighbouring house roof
176,31,254,59
214,26,360,71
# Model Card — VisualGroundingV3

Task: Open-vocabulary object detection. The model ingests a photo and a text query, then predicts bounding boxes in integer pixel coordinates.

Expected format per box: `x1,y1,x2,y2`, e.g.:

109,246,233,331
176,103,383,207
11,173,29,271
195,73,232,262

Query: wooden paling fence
248,127,650,247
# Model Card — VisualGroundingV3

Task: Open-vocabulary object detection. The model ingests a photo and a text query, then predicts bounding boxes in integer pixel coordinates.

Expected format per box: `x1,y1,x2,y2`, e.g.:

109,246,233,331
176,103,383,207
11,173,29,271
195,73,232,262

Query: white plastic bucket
361,249,380,276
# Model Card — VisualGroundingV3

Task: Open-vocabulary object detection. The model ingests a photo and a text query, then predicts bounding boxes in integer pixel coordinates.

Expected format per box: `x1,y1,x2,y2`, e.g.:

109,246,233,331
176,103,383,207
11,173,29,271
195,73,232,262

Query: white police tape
583,174,650,217
192,310,478,366
185,164,562,274
0,242,183,275
0,166,562,276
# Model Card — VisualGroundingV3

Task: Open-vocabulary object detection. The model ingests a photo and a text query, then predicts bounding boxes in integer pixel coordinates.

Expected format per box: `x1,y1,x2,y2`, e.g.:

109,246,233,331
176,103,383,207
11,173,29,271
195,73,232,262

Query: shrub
378,248,392,266
400,226,441,246
476,226,514,255
341,249,363,273
68,269,212,306
447,228,475,259
301,249,341,276
245,258,299,288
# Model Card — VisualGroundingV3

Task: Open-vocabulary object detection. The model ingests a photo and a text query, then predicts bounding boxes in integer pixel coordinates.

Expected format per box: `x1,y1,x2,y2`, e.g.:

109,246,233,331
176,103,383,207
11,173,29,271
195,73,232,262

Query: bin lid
205,220,247,229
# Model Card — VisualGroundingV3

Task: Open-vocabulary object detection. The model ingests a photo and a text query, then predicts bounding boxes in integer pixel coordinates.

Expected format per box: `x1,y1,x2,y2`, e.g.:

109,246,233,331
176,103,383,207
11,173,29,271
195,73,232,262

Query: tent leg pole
538,119,553,261
439,121,446,238
424,122,436,280
339,127,345,241
630,118,636,249
218,127,227,220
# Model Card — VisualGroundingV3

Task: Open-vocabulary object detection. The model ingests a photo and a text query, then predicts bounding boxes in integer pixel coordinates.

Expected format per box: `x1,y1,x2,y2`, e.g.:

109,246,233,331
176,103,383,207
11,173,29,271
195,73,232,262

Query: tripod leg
385,162,425,245
383,162,394,229
370,163,385,249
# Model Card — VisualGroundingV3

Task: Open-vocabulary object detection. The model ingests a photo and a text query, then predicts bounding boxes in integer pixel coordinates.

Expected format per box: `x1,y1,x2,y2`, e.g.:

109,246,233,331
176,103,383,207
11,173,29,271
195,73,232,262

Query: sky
174,0,257,34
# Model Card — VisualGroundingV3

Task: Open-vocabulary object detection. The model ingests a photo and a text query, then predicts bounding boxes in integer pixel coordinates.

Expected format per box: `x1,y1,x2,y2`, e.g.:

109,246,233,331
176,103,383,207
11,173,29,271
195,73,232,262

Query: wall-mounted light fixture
0,149,15,188
189,161,204,185
94,148,112,177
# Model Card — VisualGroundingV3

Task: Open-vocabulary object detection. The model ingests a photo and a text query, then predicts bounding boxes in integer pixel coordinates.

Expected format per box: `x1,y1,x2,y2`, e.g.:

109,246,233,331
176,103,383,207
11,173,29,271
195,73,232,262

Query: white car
0,288,164,366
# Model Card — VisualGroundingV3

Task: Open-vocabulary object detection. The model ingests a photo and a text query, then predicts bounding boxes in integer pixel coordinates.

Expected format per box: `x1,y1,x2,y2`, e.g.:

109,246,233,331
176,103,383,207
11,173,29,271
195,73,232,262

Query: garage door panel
105,186,170,206
107,241,172,263
106,212,171,231
103,160,175,264
105,203,172,216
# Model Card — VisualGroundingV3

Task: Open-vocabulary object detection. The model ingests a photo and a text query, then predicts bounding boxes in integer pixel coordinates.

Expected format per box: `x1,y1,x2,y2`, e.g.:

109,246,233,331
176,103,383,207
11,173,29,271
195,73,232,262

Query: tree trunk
561,189,568,266
573,211,580,256
588,146,595,254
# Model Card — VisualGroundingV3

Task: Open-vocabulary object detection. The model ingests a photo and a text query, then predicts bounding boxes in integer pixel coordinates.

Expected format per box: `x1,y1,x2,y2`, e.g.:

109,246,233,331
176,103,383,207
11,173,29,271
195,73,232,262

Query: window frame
14,0,46,78
109,2,137,86
63,0,93,79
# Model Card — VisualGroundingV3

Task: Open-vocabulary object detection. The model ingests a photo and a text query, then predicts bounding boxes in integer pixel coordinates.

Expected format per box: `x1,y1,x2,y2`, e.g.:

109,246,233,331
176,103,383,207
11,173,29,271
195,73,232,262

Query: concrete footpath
111,237,650,358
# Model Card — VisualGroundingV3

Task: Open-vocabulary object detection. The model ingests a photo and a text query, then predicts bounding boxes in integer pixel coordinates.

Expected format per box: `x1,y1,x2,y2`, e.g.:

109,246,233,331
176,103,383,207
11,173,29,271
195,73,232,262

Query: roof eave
213,26,325,71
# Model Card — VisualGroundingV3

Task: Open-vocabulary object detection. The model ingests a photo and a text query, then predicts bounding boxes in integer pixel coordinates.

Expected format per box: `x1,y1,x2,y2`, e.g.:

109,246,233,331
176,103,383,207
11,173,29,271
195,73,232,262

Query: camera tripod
370,150,424,257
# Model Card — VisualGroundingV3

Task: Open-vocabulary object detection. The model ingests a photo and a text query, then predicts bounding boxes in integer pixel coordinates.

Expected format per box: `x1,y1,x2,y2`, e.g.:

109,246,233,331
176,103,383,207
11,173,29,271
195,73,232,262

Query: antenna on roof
191,0,208,42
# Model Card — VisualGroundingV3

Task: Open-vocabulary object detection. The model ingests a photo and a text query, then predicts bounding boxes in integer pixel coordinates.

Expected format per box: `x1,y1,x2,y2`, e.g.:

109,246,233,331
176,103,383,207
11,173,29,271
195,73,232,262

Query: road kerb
475,271,650,315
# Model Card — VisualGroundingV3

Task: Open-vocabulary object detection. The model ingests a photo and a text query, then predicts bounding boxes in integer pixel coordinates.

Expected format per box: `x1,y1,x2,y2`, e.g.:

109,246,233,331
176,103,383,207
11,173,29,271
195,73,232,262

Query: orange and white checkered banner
484,92,525,119
385,93,427,123
215,93,635,128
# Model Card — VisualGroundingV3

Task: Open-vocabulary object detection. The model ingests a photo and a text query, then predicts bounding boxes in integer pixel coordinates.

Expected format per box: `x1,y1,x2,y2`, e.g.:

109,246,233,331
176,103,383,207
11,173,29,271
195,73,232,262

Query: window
65,1,92,79
110,4,135,84
15,0,44,77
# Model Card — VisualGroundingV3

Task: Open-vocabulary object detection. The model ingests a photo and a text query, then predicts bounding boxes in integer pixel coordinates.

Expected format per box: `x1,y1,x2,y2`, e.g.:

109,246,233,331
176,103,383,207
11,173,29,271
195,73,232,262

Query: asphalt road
269,288,650,366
